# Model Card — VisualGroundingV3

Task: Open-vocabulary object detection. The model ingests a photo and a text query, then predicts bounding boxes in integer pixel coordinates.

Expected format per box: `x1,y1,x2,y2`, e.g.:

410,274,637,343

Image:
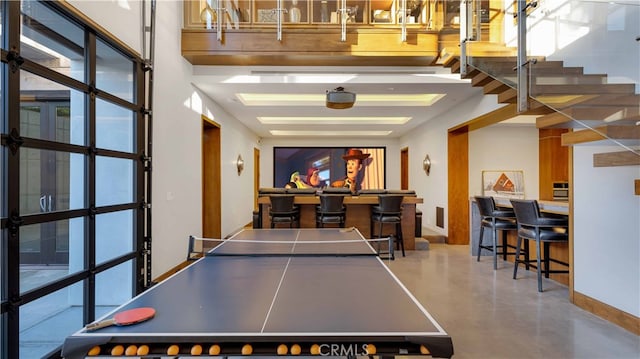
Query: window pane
96,210,134,264
0,313,4,359
1,229,4,301
19,281,83,358
96,156,134,206
19,217,84,286
96,38,134,102
96,99,135,153
1,62,4,135
19,149,85,215
95,258,134,308
20,0,85,82
20,71,85,146
1,145,5,220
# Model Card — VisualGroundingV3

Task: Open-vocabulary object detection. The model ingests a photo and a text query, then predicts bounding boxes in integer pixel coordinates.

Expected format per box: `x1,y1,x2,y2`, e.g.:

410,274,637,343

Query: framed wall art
481,170,525,199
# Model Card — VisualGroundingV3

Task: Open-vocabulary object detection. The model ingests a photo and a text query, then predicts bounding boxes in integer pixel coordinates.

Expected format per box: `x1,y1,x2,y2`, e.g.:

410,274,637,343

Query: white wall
468,125,539,200
573,146,640,317
69,0,142,52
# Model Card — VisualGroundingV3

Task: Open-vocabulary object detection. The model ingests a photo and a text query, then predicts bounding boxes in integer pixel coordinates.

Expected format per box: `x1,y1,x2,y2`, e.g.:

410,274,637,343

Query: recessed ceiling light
258,117,411,125
270,130,393,136
237,93,444,106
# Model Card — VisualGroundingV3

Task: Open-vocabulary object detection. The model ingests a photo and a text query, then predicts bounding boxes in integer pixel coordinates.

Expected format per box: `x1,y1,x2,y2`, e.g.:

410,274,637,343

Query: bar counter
257,195,423,250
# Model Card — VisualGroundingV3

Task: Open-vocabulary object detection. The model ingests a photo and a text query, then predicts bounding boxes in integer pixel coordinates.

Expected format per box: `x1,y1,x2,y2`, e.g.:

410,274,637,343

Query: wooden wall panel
447,128,469,244
539,128,568,201
181,30,440,66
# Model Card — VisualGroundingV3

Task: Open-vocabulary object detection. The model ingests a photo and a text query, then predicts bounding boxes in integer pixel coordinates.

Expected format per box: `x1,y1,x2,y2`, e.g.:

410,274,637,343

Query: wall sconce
236,154,244,176
423,154,431,176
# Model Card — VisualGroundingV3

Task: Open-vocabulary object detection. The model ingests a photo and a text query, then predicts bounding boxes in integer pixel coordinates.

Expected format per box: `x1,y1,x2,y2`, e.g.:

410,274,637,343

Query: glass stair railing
457,0,639,165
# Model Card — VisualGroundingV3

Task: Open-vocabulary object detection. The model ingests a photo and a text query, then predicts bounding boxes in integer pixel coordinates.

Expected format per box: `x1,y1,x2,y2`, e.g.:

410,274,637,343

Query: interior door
400,147,409,190
19,101,71,265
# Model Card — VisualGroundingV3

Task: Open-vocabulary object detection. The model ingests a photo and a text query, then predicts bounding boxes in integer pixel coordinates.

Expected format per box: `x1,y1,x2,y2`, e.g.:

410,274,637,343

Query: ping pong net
187,228,395,260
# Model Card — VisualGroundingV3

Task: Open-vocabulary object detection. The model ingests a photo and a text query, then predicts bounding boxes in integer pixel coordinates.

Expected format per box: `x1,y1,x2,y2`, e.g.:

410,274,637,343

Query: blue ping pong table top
62,228,453,358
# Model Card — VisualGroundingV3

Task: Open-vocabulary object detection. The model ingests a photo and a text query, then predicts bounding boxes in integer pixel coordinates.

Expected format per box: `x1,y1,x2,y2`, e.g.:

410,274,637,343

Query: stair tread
593,151,640,167
561,125,640,146
537,107,640,129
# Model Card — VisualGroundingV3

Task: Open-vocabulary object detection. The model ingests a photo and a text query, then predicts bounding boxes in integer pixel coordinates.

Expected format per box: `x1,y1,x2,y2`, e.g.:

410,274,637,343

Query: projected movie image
274,147,386,193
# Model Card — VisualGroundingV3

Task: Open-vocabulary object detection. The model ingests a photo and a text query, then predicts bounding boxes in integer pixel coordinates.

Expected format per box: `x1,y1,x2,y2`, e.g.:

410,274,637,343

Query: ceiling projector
326,87,356,109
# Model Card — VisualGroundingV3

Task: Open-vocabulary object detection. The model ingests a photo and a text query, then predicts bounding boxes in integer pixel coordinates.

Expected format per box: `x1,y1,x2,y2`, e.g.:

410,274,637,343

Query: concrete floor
19,244,639,358
387,244,639,359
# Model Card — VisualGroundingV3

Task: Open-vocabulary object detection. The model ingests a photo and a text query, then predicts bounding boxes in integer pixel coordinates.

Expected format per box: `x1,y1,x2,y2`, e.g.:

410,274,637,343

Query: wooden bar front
258,195,423,250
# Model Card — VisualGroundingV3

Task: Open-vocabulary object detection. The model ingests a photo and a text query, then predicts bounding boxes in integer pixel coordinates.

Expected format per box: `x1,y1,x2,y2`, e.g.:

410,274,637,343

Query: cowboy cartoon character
331,149,370,193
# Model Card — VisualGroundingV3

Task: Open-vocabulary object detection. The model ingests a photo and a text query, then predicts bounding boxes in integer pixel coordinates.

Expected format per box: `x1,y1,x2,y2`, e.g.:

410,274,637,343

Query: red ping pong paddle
85,307,155,331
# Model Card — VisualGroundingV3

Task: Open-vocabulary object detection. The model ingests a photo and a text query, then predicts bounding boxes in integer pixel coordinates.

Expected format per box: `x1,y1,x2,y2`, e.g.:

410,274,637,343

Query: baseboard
152,259,194,284
573,291,640,335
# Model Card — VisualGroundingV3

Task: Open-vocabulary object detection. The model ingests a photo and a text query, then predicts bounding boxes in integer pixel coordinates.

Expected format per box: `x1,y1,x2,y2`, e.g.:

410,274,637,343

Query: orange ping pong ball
366,344,377,355
242,344,253,355
167,344,180,355
137,345,150,355
111,345,124,356
277,344,288,355
290,344,301,355
209,344,221,355
125,345,138,356
310,344,320,355
87,345,100,356
191,344,203,355
420,345,431,354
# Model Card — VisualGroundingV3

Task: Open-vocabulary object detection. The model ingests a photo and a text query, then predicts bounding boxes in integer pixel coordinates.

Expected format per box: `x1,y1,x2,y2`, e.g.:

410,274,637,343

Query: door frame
202,115,221,241
253,147,260,211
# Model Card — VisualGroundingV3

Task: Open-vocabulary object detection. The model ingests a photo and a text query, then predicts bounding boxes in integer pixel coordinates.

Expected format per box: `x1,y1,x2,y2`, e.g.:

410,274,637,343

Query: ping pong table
62,228,454,358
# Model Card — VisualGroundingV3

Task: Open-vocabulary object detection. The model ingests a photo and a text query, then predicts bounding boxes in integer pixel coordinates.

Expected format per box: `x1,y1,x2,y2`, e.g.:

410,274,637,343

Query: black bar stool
316,194,346,228
474,196,518,270
371,194,405,259
268,195,299,228
510,199,569,292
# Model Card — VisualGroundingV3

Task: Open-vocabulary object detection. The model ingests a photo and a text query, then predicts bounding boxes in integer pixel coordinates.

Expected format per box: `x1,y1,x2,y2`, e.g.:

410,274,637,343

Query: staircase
439,44,640,174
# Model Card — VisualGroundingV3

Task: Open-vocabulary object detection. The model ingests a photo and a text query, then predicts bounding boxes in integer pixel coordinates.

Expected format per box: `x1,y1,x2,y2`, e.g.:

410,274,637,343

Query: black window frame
0,1,151,358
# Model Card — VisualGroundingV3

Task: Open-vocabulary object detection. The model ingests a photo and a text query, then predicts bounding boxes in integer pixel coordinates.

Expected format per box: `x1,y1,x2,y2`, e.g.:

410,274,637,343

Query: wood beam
450,101,551,132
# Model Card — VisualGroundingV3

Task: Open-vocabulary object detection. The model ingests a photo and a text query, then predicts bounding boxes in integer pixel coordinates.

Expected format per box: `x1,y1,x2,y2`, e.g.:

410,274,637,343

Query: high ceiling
191,65,488,138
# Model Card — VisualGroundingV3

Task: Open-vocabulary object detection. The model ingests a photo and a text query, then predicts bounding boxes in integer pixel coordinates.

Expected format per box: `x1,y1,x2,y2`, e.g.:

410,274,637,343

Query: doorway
400,147,409,190
202,116,221,241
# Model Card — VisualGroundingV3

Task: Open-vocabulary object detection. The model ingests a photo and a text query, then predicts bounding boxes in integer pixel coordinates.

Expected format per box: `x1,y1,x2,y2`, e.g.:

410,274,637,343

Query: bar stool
510,199,569,292
268,195,299,228
474,196,518,270
370,194,405,259
316,194,346,228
